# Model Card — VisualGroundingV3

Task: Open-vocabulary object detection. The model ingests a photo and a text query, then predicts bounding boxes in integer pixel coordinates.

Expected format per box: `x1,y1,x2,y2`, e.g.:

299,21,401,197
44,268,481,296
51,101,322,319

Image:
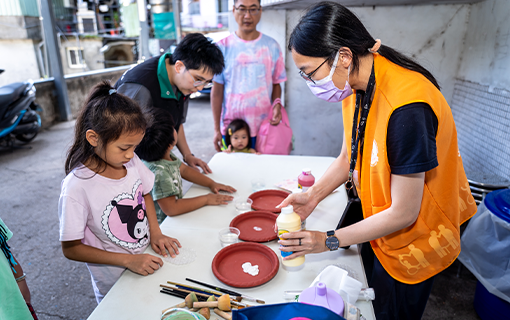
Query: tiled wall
451,79,510,180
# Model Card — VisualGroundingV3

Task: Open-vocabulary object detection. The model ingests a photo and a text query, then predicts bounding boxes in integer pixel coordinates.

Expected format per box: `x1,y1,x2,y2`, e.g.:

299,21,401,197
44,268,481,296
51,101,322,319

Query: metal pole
137,0,150,60
38,0,72,121
172,0,181,43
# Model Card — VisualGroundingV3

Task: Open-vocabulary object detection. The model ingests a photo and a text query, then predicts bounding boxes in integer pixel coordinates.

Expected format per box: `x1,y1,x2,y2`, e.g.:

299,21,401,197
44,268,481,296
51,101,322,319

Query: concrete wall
0,16,41,40
0,39,41,87
58,36,105,75
34,66,131,129
349,4,470,106
282,4,471,157
450,0,510,180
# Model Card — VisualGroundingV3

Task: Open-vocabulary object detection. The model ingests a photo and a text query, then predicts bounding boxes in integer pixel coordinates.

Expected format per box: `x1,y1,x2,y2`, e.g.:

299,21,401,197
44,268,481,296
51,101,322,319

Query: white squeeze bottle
277,205,305,267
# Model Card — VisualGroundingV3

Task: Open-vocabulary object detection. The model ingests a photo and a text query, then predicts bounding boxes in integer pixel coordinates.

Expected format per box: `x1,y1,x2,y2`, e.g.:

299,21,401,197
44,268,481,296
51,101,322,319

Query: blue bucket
473,281,510,320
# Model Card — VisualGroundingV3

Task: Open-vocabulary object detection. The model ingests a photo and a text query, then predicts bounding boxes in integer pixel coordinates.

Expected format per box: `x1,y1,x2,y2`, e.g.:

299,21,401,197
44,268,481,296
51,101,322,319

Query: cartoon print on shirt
101,179,150,249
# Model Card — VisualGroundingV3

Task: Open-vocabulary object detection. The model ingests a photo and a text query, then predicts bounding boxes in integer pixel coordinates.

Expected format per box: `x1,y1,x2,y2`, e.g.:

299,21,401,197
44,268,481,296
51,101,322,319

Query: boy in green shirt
136,109,236,223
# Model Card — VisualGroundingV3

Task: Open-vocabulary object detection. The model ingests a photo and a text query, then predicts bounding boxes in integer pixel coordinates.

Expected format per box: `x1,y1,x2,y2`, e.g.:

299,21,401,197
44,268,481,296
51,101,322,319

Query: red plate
249,189,290,213
230,211,278,242
212,242,279,288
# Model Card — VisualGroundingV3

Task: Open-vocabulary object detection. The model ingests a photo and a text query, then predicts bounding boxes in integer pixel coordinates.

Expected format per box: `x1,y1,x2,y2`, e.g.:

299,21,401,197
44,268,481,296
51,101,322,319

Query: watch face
326,236,339,250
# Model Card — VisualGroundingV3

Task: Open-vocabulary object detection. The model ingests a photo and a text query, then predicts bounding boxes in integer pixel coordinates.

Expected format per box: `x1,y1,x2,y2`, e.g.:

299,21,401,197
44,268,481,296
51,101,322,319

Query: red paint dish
212,242,279,288
230,211,278,242
249,189,291,213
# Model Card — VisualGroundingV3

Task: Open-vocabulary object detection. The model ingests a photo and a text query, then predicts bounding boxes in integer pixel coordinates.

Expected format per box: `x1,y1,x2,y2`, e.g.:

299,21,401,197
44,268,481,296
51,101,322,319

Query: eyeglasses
185,68,214,88
235,6,261,15
298,58,329,85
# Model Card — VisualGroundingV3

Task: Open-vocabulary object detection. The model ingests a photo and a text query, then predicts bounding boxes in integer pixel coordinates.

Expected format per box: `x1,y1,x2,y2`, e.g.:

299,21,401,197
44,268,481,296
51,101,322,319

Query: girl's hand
278,230,328,260
277,192,318,221
210,182,236,194
206,193,233,205
150,233,181,258
223,145,233,154
125,254,163,276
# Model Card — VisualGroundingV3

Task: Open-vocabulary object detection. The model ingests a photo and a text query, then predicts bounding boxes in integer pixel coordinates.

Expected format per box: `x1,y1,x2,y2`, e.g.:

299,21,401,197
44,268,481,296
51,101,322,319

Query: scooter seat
0,82,27,106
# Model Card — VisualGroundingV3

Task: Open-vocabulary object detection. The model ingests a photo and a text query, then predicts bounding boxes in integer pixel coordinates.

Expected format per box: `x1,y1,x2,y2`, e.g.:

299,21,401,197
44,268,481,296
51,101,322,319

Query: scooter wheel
16,131,38,143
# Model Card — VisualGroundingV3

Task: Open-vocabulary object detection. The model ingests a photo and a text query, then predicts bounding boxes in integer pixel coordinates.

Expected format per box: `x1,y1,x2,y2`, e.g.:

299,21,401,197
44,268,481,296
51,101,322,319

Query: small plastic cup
235,198,253,215
251,178,265,191
219,227,240,247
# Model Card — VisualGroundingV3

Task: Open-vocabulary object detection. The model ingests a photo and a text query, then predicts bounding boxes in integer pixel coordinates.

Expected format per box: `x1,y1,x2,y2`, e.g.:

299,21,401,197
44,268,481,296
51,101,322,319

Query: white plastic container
277,205,305,267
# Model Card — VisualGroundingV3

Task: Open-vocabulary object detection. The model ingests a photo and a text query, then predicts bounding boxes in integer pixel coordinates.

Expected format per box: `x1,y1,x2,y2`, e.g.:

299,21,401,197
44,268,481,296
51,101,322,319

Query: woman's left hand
150,232,182,258
279,230,328,260
210,182,237,194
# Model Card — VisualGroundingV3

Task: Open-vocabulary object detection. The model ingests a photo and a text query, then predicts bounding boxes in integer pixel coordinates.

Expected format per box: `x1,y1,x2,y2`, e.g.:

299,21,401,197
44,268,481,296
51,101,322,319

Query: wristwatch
325,230,340,251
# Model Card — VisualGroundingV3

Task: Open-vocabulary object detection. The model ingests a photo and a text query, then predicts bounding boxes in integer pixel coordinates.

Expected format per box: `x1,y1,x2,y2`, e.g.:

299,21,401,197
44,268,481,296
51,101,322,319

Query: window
66,47,87,69
82,18,95,33
189,0,200,15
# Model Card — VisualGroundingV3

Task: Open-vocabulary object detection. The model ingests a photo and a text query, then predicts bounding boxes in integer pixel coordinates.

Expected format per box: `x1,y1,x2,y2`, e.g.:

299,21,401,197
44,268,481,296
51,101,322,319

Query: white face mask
306,51,353,102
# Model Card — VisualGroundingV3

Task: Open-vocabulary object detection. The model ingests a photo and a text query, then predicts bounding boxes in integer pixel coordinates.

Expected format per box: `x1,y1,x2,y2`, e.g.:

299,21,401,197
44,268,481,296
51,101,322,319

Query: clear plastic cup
218,227,240,247
235,198,253,214
251,178,265,191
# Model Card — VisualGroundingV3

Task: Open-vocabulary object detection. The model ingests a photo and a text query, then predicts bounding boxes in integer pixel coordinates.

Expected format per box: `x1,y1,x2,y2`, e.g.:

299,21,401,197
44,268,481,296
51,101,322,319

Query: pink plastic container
298,169,315,192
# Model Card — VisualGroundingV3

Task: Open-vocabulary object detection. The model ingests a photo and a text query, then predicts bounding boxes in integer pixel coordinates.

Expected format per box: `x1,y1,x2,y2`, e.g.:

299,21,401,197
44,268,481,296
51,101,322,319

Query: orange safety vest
342,54,476,284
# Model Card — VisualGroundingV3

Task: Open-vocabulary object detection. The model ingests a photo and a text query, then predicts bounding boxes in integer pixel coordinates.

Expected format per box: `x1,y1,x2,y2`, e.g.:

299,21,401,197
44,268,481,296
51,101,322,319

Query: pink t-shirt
58,154,154,302
213,32,287,137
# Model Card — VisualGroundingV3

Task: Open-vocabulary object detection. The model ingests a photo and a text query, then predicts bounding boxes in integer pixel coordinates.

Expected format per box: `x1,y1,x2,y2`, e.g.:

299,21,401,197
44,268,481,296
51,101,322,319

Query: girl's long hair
65,81,147,175
225,119,252,149
288,1,440,90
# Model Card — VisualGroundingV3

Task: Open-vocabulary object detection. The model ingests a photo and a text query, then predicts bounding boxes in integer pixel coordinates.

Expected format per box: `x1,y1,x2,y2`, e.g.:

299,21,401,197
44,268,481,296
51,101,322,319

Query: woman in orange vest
278,2,476,319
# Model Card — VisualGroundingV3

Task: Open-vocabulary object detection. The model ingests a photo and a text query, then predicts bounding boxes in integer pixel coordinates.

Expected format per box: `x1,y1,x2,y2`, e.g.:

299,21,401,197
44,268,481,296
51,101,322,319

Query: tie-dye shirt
213,32,287,137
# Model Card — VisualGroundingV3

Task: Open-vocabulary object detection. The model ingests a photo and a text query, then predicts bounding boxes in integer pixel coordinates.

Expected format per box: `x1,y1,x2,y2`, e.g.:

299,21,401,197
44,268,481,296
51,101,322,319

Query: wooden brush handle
213,308,232,320
193,301,217,308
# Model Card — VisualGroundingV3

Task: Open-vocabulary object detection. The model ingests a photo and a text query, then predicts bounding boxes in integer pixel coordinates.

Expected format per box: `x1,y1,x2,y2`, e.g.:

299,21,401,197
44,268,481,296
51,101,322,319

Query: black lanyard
345,63,376,192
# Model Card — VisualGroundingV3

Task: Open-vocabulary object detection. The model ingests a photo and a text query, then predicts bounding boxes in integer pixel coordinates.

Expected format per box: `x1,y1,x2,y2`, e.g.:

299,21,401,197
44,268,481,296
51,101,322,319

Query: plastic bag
458,200,510,303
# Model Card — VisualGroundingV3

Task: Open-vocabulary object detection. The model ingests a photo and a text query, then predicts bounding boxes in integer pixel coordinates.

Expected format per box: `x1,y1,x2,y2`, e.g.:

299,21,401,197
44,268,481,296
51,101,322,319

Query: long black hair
288,2,440,90
225,119,252,149
65,80,147,175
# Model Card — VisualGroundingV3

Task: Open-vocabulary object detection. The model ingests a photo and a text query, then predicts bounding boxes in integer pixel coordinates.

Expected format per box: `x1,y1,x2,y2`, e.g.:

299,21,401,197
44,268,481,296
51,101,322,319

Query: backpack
256,106,293,155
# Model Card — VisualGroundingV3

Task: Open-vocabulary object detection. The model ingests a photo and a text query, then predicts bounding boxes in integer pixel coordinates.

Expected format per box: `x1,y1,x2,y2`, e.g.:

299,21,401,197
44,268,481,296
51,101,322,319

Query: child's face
231,128,249,150
92,130,145,169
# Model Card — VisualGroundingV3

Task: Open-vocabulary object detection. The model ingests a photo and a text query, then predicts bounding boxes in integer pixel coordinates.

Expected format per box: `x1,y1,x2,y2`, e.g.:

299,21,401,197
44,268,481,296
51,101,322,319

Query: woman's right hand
277,192,318,221
213,131,223,152
125,254,163,276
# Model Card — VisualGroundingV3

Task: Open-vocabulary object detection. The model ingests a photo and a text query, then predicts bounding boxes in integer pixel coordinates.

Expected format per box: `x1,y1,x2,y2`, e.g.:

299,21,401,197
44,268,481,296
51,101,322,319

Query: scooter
0,69,42,149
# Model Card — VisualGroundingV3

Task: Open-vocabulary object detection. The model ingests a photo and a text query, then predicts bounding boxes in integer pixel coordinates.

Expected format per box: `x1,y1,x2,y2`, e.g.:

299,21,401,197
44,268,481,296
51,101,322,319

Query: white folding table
88,153,375,320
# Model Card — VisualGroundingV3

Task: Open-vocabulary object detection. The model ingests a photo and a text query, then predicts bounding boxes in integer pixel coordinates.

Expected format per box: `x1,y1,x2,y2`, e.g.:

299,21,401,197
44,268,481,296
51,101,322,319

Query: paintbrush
160,284,251,308
185,278,265,304
160,288,208,301
167,281,242,302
